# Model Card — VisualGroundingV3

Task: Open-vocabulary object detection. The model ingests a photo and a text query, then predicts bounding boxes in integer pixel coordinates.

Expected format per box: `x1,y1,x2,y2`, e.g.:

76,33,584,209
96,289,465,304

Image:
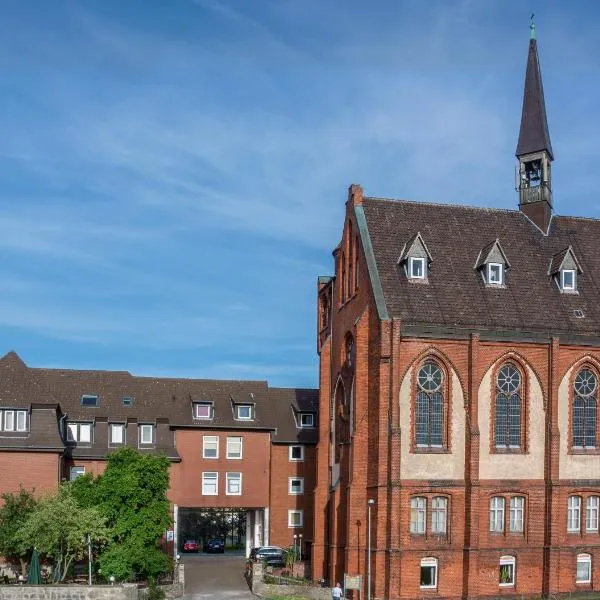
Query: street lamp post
367,498,375,600
298,533,303,562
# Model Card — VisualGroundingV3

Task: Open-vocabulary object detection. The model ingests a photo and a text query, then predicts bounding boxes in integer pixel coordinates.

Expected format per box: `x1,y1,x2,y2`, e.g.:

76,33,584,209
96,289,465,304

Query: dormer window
194,402,214,420
409,257,426,279
487,263,504,286
236,405,253,420
561,269,576,291
299,413,315,428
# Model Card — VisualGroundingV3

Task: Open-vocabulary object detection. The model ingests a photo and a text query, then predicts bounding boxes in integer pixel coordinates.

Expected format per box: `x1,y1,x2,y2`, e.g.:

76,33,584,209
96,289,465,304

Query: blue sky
0,0,599,388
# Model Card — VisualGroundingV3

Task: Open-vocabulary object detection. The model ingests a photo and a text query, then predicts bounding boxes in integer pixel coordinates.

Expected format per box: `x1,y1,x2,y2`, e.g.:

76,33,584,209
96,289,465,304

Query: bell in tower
515,16,554,233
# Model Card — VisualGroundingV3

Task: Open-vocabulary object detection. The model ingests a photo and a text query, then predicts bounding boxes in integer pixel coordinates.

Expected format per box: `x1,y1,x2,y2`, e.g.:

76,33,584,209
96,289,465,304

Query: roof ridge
364,196,522,214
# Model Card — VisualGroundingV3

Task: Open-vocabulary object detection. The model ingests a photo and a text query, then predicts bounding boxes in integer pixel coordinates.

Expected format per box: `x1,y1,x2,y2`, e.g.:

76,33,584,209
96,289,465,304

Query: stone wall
0,585,138,600
251,562,331,600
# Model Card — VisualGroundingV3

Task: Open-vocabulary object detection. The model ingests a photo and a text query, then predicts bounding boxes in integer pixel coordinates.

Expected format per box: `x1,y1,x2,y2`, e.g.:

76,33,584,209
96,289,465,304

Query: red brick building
312,28,600,600
0,351,317,558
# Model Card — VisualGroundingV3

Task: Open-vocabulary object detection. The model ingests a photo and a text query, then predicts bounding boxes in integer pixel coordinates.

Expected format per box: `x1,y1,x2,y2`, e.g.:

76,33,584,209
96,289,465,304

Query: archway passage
178,507,248,554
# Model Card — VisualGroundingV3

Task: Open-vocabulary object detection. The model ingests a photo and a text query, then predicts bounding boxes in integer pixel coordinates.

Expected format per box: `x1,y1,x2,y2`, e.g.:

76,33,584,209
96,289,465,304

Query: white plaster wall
558,365,600,479
399,366,465,480
478,365,544,480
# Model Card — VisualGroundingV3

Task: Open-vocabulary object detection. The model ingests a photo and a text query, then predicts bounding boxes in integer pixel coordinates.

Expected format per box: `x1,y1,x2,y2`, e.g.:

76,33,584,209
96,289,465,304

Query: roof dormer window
487,263,504,286
409,257,426,279
299,413,315,428
398,232,432,283
194,402,214,420
236,404,253,420
549,246,582,294
561,269,576,292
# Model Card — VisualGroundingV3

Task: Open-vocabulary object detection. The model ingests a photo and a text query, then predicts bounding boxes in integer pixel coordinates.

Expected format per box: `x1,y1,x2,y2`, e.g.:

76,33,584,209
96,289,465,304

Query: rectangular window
194,402,213,419
562,270,576,291
410,497,426,534
587,496,599,532
289,477,304,495
80,395,98,407
203,435,219,459
288,510,303,528
577,554,592,584
420,558,438,589
431,497,447,534
139,424,153,445
300,413,314,428
226,472,242,495
289,445,304,462
568,496,582,532
16,410,27,432
509,496,525,532
70,466,86,481
499,556,515,587
67,422,92,443
3,410,14,431
226,436,243,459
489,497,505,532
122,396,133,407
110,424,125,444
488,263,504,285
236,405,252,420
202,472,218,496
409,257,426,279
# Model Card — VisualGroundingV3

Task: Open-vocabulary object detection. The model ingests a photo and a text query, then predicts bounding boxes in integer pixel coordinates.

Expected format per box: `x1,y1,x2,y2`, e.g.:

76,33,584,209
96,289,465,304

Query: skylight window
123,396,133,407
80,395,98,407
487,263,504,285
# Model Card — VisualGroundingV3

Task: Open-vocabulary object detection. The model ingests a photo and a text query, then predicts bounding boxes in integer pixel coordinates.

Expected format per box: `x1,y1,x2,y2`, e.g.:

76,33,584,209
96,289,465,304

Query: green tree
15,484,107,582
0,487,37,574
73,448,172,581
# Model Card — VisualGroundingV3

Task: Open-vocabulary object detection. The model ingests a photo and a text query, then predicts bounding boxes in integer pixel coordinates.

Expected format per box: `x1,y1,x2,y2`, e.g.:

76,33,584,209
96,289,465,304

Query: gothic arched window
495,363,522,449
573,368,597,449
344,333,355,369
415,361,444,448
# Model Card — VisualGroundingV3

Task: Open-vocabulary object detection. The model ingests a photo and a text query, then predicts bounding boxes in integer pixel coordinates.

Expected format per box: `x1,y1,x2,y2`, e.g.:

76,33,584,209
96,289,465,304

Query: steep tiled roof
361,197,600,339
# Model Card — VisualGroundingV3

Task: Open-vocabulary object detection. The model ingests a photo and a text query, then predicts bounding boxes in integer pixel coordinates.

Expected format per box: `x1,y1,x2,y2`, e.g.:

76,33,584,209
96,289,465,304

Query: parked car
205,538,225,553
183,539,200,552
250,546,285,566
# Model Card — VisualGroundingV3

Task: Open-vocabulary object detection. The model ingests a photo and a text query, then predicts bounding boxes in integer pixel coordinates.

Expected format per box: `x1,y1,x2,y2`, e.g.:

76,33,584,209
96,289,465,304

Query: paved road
183,552,254,600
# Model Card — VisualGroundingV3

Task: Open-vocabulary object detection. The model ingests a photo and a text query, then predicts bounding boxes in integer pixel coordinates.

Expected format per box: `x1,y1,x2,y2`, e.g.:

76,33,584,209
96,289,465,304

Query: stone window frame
568,364,600,455
410,358,452,454
490,361,529,455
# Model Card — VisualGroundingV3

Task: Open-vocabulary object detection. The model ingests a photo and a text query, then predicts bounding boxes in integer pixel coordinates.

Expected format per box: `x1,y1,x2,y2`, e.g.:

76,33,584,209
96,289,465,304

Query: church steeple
516,16,554,234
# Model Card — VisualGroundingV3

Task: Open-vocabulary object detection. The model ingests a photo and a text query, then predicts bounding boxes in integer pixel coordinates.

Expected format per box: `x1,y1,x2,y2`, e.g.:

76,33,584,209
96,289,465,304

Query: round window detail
575,369,597,396
418,362,443,392
497,364,521,394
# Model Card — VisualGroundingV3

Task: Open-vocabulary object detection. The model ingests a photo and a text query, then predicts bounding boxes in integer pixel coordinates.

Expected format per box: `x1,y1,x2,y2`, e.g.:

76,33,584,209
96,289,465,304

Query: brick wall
0,452,60,501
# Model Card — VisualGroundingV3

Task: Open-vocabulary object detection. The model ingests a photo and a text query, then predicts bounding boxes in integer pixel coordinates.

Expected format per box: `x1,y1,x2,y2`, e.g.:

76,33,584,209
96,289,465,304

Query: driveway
183,551,254,599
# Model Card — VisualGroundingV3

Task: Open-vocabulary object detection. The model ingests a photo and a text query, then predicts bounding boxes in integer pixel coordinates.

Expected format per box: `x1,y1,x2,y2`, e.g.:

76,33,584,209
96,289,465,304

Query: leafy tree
0,487,37,574
73,448,172,581
15,484,107,582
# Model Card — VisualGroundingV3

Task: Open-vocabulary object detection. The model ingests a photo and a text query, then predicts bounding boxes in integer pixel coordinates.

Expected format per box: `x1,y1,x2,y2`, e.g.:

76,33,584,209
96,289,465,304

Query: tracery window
495,363,522,448
573,368,597,448
415,361,444,448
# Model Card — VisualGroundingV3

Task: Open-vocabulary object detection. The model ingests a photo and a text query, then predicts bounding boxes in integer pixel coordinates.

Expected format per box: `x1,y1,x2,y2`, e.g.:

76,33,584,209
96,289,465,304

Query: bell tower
516,16,554,233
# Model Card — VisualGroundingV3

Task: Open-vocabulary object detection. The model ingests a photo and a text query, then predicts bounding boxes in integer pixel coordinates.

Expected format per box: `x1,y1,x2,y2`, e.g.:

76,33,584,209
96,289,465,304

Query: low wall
251,562,331,600
0,585,138,600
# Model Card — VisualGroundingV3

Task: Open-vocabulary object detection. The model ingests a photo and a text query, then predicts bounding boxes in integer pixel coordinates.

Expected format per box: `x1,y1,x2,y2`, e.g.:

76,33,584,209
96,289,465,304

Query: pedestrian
332,581,343,599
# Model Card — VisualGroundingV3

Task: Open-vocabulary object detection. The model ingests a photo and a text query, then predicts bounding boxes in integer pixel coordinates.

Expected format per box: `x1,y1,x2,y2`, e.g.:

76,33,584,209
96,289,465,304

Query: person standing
332,582,343,599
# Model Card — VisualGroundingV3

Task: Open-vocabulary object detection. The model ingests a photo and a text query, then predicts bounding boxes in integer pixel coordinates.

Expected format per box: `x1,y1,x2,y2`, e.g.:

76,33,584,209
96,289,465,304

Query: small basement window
561,269,576,292
420,557,438,589
408,257,426,279
487,263,504,285
80,395,98,407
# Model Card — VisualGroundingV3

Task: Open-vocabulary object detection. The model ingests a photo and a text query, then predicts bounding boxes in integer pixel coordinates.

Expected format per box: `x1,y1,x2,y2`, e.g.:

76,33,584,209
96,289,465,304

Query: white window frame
203,435,219,459
576,553,592,584
561,269,576,291
509,496,525,533
226,436,243,459
431,497,447,534
289,445,304,462
202,472,218,496
489,496,505,532
16,410,27,432
587,496,599,532
299,413,315,428
139,424,153,445
420,557,438,589
3,410,15,431
110,423,125,445
236,405,253,420
410,497,426,534
288,509,303,528
226,472,242,496
499,556,515,587
289,477,304,495
568,495,582,532
70,466,86,481
408,257,426,279
488,263,504,285
194,402,213,420
67,422,92,443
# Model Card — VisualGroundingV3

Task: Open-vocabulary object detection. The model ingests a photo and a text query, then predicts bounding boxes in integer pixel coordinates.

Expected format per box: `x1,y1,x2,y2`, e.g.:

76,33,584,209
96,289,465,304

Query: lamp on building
298,533,303,562
367,499,375,600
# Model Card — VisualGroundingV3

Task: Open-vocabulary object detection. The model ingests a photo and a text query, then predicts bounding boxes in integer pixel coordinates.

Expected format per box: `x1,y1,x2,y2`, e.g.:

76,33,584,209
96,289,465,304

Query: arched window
415,361,444,448
495,363,522,448
348,222,354,295
410,497,426,534
340,252,346,303
431,497,447,534
354,236,360,290
345,333,355,369
573,368,597,448
320,294,329,330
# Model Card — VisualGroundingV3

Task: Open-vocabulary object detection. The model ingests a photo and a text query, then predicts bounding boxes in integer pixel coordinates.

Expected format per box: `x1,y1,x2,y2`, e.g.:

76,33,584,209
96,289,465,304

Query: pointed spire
516,17,553,160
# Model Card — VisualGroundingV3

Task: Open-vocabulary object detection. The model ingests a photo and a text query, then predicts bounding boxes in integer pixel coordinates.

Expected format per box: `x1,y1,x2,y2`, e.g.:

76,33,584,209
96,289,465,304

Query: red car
183,539,199,553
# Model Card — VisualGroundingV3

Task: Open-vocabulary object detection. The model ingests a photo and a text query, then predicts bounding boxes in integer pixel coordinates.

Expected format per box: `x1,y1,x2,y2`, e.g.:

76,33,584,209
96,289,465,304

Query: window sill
492,447,525,454
413,447,449,454
569,448,600,455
